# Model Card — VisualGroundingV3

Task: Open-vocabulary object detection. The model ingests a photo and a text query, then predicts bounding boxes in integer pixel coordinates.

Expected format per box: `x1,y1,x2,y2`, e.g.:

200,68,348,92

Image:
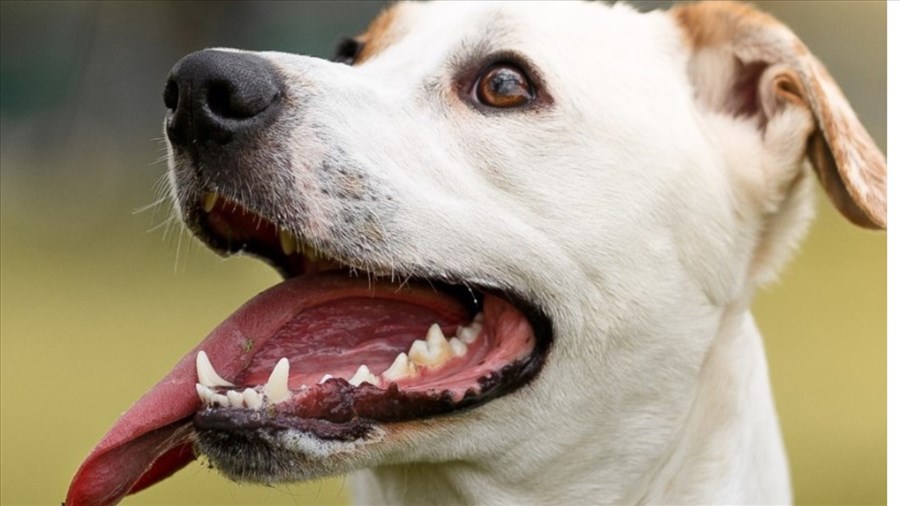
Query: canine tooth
279,228,295,255
264,358,291,404
382,353,416,381
196,351,234,388
243,388,262,409
348,365,378,387
226,390,243,408
202,193,218,212
449,337,467,357
458,326,479,345
196,383,214,405
318,373,334,384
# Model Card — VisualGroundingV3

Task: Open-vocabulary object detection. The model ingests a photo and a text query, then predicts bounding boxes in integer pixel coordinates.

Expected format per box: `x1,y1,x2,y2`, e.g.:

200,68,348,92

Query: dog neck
351,305,791,505
624,306,792,504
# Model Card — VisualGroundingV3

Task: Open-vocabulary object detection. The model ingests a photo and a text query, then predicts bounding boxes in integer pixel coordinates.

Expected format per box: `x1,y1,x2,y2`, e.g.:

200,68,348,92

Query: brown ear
672,1,886,229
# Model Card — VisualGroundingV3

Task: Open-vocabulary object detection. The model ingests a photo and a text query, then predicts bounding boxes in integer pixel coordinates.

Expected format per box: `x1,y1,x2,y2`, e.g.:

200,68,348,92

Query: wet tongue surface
65,273,469,506
240,297,465,387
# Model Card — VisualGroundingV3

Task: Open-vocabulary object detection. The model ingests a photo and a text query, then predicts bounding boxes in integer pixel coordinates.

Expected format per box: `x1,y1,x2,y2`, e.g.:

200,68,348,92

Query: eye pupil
491,70,519,94
476,63,534,108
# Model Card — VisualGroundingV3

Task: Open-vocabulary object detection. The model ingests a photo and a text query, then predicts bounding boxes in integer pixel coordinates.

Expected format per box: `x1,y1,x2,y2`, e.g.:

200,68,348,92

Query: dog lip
194,408,377,441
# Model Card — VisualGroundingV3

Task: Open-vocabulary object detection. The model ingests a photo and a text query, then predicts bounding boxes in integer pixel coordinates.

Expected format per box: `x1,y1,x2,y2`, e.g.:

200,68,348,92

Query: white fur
169,1,883,504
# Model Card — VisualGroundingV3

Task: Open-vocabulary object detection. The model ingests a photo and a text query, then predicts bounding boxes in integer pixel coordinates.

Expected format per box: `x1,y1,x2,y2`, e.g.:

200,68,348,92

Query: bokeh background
0,1,886,505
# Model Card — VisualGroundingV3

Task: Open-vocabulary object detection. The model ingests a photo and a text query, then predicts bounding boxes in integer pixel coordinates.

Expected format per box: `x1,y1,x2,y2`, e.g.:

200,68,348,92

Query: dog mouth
191,193,551,431
67,193,551,505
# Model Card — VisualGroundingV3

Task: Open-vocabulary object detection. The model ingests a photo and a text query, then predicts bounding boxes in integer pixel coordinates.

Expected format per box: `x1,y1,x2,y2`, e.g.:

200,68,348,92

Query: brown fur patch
355,3,408,64
671,1,887,229
672,1,781,49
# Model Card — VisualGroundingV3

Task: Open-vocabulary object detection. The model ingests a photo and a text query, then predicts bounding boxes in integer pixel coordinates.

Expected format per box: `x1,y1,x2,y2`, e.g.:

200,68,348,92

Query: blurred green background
0,1,885,505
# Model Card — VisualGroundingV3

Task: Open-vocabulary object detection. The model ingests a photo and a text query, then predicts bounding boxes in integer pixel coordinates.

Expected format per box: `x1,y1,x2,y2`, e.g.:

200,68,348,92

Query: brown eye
475,63,534,108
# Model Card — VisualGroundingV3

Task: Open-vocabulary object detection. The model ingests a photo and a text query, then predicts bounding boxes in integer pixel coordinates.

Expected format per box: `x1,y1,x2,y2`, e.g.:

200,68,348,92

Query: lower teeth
195,314,484,409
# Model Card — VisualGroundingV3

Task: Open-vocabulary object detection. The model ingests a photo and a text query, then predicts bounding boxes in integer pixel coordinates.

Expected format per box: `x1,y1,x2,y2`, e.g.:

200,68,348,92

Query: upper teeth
202,192,218,212
279,228,296,255
194,312,484,409
278,227,321,260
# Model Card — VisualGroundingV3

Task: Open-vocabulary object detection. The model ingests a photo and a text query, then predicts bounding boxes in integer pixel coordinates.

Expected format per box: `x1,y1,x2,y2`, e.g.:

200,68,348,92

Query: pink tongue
65,273,466,506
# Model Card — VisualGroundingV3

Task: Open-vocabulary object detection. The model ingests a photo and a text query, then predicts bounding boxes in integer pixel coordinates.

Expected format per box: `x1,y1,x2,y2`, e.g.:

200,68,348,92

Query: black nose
163,49,282,147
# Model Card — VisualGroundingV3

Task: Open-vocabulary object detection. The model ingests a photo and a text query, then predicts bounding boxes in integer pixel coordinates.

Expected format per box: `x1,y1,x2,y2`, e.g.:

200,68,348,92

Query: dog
66,1,885,504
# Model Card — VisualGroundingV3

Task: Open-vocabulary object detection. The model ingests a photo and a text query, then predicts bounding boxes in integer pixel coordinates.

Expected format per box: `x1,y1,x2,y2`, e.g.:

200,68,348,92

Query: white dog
67,2,885,505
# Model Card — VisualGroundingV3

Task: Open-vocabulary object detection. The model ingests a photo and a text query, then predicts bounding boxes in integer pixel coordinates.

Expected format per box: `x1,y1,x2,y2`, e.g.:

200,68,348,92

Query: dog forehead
354,1,660,72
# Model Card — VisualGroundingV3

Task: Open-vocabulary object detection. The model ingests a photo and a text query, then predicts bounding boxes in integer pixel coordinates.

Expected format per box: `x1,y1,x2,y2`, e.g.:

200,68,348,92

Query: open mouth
67,193,551,505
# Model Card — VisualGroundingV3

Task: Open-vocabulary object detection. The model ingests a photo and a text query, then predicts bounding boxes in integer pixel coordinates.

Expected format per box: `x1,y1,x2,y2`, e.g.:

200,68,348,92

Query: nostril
206,81,232,118
163,78,179,111
206,80,259,120
206,79,278,120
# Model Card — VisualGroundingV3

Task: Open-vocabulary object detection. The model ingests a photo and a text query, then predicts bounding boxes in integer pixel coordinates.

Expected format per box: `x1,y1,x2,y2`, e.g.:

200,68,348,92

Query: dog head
67,2,884,504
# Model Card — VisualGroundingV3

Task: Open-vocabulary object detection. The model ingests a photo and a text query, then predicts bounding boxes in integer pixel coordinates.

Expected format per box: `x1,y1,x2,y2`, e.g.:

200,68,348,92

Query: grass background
0,1,886,504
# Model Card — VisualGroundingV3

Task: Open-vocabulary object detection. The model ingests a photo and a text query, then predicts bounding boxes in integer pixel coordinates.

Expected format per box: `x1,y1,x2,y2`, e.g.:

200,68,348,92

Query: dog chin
194,417,388,484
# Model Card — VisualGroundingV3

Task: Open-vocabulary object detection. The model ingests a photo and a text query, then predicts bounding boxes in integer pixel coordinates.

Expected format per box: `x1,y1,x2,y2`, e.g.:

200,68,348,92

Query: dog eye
474,63,535,108
334,37,362,65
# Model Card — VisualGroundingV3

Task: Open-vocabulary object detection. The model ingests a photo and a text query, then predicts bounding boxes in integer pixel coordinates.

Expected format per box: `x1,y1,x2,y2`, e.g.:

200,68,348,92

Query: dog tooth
458,326,479,345
195,383,214,405
449,337,467,357
348,365,379,387
300,243,319,261
226,390,243,408
409,329,453,367
408,339,430,365
426,324,454,359
382,353,416,381
264,358,291,404
211,393,229,407
243,388,262,409
426,323,449,348
196,351,234,388
318,373,334,384
279,228,295,255
202,192,218,213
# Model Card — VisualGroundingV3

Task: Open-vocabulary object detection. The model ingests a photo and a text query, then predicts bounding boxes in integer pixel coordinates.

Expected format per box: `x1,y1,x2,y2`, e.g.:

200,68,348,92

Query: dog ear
672,1,886,229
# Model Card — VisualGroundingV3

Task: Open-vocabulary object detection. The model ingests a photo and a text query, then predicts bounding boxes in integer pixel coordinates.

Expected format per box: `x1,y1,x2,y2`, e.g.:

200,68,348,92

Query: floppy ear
672,1,886,229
